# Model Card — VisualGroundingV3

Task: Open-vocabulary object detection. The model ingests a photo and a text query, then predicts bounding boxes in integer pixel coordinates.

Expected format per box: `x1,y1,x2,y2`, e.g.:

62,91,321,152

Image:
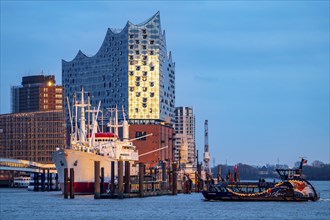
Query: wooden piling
110,161,115,195
55,173,59,191
150,168,154,191
168,168,172,191
161,161,166,190
64,168,68,199
172,163,177,195
124,161,130,193
33,172,38,191
197,163,202,192
70,168,74,199
139,163,144,197
41,169,45,192
100,167,104,194
94,161,100,199
47,169,51,191
118,161,124,199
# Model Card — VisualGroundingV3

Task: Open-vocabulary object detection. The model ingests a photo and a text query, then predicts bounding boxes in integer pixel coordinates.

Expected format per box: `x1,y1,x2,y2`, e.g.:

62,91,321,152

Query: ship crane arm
139,146,168,157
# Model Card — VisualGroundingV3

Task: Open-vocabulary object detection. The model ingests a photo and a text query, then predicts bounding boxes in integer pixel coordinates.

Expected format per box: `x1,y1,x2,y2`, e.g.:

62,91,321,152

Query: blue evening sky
1,1,329,166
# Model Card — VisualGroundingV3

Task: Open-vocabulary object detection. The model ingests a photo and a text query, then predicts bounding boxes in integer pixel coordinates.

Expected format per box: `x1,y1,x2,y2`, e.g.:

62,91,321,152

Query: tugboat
202,158,320,201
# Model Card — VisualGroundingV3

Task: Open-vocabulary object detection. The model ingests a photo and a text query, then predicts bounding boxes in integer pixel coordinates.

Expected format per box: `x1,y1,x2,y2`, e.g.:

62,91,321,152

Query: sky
1,1,329,167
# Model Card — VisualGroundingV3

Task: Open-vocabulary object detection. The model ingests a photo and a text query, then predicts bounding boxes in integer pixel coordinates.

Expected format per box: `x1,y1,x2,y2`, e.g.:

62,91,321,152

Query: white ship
52,88,140,194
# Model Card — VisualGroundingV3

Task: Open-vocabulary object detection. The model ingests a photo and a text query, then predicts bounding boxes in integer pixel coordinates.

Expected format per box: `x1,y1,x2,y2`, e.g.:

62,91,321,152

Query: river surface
1,181,329,220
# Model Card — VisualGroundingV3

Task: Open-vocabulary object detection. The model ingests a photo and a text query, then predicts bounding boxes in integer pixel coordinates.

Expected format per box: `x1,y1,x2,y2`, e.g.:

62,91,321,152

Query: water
1,181,329,220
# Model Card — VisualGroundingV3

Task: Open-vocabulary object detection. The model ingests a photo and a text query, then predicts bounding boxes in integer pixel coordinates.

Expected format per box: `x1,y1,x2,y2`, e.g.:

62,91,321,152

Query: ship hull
202,180,319,202
202,192,310,201
52,149,113,194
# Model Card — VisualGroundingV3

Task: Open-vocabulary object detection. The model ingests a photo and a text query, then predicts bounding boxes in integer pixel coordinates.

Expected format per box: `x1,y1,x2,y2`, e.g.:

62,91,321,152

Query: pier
94,161,177,199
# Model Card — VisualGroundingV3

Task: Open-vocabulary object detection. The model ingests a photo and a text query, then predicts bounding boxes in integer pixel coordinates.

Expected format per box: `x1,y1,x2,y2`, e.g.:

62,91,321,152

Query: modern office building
0,110,66,163
174,107,196,165
62,11,175,125
11,75,63,113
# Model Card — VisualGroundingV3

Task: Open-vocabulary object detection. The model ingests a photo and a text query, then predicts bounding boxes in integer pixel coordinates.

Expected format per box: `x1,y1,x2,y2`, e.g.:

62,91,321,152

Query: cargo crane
203,120,211,175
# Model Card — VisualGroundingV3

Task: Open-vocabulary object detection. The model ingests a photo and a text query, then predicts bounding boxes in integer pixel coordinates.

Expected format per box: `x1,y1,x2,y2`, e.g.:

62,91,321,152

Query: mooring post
118,160,124,199
33,172,38,191
195,172,198,193
197,163,202,192
70,168,74,199
94,161,100,199
168,167,172,191
161,161,166,191
150,168,154,191
41,169,45,192
55,173,59,191
64,168,68,199
111,161,115,195
139,163,144,197
47,169,51,191
124,161,130,194
172,163,177,195
100,167,104,194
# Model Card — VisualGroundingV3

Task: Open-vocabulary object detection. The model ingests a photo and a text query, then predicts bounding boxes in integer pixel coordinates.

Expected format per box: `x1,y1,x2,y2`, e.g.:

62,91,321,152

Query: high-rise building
174,107,196,165
11,75,63,113
0,110,66,163
62,12,175,125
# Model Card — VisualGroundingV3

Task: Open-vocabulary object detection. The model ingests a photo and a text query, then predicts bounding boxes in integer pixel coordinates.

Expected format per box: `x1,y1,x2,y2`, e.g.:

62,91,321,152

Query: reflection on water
1,181,329,220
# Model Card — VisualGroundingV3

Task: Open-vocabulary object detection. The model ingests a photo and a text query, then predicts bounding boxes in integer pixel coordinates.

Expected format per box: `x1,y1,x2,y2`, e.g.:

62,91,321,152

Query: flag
303,159,308,164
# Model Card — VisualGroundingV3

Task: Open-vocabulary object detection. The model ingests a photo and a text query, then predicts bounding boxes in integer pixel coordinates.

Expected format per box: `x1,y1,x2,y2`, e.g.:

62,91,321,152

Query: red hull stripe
60,182,110,194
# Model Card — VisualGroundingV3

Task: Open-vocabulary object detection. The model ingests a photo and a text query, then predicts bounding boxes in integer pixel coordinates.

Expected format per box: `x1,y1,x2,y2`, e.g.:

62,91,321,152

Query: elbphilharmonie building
62,12,175,124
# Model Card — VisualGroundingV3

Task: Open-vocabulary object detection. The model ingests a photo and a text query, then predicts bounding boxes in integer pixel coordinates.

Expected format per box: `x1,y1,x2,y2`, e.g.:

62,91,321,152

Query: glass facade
62,12,175,125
